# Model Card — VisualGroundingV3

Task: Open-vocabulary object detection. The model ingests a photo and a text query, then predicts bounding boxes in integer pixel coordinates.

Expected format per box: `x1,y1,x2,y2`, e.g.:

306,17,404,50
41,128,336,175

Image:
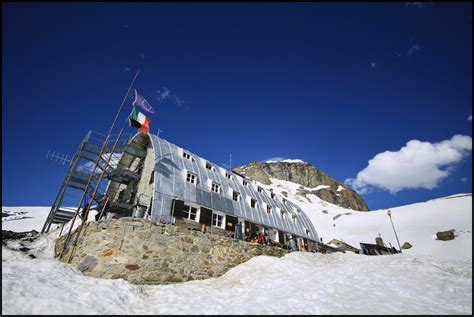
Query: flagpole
58,68,141,259
107,68,141,137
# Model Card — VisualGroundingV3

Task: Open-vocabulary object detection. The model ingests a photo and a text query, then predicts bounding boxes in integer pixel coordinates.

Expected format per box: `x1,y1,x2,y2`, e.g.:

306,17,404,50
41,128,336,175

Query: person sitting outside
244,228,251,242
263,228,270,245
287,234,297,252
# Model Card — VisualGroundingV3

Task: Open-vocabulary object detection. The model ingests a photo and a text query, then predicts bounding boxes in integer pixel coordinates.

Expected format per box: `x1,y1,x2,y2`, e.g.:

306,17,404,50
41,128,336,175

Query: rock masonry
55,217,286,285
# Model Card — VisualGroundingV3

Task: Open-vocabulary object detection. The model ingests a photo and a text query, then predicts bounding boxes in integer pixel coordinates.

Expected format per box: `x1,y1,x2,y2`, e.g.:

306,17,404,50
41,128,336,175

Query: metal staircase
41,130,132,233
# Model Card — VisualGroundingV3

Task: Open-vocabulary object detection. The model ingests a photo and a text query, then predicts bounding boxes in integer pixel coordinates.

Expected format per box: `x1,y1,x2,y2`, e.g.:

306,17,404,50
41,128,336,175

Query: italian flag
128,106,151,133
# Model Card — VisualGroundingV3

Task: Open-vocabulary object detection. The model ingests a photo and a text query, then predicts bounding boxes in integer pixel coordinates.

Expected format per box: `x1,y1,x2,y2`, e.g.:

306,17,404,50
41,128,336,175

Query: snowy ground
2,207,51,232
2,191,472,314
2,237,472,315
265,179,472,261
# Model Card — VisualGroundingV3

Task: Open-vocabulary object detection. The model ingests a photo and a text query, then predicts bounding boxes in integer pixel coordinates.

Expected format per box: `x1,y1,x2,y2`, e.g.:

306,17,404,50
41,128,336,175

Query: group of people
237,224,299,252
241,226,270,245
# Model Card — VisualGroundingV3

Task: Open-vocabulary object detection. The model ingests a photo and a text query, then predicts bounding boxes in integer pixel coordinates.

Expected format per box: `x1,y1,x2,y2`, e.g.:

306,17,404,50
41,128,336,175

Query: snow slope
264,179,472,261
2,244,471,314
2,190,472,314
2,207,51,232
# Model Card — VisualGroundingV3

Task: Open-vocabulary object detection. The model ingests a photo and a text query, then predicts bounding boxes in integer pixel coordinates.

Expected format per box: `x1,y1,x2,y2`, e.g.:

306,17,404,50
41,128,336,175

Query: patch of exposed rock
55,217,286,285
436,230,456,241
2,230,39,242
2,230,40,258
234,161,369,211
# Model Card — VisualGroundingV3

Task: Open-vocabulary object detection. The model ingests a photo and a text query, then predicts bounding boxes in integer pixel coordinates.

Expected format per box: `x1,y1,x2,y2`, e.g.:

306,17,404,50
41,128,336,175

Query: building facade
105,132,321,251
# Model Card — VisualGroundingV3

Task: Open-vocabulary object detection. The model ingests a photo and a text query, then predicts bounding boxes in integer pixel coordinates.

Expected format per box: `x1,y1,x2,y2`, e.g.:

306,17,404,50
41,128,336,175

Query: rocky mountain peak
233,161,369,211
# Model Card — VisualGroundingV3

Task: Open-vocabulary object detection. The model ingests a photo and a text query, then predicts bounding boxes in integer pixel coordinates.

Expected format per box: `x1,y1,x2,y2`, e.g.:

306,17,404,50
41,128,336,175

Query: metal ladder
41,130,131,234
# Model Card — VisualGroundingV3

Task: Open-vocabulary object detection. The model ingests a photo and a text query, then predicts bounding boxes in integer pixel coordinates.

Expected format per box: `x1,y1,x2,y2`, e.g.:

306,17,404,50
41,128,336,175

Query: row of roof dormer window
183,150,237,180
183,150,279,197
185,171,301,220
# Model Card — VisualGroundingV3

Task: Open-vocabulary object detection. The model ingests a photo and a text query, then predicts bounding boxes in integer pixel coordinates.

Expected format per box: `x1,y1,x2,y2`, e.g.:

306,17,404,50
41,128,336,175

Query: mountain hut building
44,131,321,252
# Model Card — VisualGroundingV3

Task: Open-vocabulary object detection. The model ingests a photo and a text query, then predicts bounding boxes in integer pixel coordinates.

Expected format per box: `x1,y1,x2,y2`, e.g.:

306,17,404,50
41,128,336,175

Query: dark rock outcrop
2,230,39,243
436,230,456,241
234,161,369,211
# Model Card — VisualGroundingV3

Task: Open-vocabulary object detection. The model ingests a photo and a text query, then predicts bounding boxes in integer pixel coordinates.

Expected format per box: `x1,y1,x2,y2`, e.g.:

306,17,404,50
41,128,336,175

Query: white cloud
405,2,425,9
370,61,377,69
345,135,472,194
468,115,472,121
173,94,184,106
461,177,468,183
156,87,170,103
155,87,185,107
407,44,421,56
76,153,119,174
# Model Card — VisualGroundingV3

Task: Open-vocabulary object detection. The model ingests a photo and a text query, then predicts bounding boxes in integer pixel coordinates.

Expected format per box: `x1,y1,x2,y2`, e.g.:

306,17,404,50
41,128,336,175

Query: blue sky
2,2,472,210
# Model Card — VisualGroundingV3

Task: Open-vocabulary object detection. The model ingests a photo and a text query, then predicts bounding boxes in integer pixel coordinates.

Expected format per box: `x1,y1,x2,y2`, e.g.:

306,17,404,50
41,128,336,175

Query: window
267,204,272,214
271,192,275,199
243,180,248,186
232,191,240,201
250,198,257,208
212,212,225,228
206,162,213,170
183,151,191,160
183,205,198,221
186,172,196,184
225,172,232,179
149,172,154,184
305,228,310,236
211,182,220,193
257,186,263,193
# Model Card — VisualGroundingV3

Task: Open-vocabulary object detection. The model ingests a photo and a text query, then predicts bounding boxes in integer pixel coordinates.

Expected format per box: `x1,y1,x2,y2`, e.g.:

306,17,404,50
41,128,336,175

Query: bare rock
234,161,369,211
401,242,413,249
436,230,455,241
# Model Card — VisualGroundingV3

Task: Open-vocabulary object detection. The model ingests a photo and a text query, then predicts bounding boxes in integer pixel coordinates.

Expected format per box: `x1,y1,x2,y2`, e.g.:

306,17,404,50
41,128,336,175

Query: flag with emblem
132,89,156,114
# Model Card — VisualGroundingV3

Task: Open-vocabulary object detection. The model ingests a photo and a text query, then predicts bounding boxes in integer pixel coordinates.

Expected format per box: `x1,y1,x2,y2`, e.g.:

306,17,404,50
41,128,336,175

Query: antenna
222,154,233,170
46,149,72,166
156,128,163,137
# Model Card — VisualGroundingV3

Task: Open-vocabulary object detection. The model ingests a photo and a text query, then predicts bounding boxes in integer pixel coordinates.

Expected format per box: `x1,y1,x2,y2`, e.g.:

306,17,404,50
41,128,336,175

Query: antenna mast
46,149,72,166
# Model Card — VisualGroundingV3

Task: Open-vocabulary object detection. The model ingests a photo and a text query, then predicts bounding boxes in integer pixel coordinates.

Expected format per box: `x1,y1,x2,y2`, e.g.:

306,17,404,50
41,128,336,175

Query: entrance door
225,215,238,231
199,207,212,226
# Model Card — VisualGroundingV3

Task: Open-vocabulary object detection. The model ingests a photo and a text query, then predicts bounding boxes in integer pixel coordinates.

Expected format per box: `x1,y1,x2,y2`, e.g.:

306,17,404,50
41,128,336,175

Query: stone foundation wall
55,217,286,285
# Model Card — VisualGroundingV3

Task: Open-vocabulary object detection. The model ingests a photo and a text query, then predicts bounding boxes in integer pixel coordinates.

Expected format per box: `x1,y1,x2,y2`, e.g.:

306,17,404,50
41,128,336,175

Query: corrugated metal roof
128,133,319,241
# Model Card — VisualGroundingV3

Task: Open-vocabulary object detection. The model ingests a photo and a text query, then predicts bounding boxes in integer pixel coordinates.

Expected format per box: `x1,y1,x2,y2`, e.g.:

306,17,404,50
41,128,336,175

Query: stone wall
55,217,286,285
135,144,155,209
